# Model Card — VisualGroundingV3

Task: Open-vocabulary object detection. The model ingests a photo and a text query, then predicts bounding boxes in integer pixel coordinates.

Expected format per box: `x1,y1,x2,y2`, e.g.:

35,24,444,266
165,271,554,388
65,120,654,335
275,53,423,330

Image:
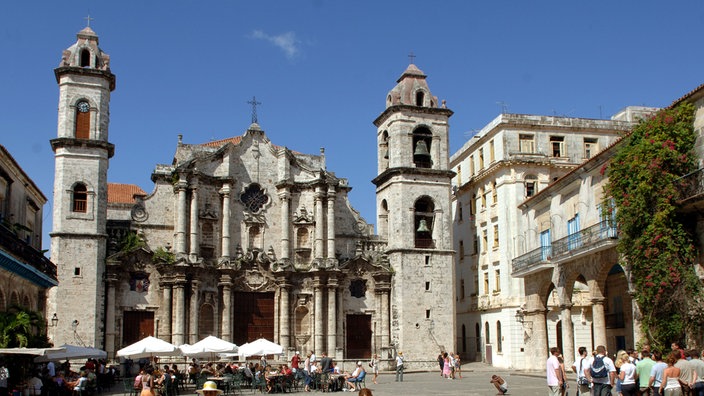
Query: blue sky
1,1,704,251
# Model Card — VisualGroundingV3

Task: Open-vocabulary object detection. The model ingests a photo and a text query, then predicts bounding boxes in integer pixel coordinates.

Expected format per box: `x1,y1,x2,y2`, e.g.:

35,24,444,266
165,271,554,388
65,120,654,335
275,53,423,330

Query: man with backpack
585,345,617,396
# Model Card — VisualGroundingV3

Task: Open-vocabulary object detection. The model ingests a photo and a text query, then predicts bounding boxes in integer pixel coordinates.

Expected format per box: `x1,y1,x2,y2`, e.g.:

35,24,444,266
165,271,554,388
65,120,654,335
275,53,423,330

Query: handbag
578,377,589,386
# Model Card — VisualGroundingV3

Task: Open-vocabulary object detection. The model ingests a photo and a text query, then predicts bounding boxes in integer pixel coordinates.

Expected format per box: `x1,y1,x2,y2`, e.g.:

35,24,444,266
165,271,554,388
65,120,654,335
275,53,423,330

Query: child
490,374,508,395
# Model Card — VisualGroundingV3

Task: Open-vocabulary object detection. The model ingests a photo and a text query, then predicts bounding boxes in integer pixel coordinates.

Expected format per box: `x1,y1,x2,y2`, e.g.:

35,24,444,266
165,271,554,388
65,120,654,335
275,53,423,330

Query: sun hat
196,381,223,395
356,361,362,366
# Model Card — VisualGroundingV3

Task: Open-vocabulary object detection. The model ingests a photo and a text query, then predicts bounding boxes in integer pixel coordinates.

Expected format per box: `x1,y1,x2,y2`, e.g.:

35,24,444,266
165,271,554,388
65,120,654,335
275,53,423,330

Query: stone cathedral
48,26,455,368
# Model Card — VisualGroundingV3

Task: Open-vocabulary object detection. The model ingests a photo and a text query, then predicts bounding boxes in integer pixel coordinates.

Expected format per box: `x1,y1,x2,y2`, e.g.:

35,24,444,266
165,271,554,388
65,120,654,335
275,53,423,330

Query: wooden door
123,311,154,346
346,314,371,359
233,292,274,346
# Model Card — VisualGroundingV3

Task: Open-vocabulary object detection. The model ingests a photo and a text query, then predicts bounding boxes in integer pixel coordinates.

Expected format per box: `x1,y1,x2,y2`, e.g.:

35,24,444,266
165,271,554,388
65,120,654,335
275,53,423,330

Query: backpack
591,355,608,378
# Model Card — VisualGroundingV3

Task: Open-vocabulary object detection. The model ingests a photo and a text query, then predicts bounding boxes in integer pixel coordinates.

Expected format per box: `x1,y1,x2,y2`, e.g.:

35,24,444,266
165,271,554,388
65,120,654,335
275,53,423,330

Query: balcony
511,220,618,277
0,221,57,284
677,168,704,212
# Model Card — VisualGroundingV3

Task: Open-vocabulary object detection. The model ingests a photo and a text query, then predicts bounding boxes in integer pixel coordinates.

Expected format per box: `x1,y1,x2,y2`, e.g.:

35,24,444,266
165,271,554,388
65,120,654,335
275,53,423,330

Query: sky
1,1,704,252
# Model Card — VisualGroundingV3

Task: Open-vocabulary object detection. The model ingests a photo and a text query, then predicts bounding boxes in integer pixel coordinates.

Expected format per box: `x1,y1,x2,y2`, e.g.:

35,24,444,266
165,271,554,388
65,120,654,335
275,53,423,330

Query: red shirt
291,355,300,369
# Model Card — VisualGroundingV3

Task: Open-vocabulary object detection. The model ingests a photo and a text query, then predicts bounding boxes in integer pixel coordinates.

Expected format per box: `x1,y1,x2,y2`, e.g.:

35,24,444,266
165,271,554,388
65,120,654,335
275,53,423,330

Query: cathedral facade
48,27,455,367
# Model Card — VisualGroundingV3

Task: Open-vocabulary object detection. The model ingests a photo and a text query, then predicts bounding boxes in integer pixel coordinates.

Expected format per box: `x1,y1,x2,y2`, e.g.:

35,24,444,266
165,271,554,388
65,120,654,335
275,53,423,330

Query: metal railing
0,221,57,280
512,220,617,274
677,168,704,203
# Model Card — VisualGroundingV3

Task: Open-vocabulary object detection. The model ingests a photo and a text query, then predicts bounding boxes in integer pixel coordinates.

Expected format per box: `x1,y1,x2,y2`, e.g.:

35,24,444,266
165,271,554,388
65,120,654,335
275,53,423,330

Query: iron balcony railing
512,220,617,275
551,220,617,257
0,221,57,280
677,168,704,203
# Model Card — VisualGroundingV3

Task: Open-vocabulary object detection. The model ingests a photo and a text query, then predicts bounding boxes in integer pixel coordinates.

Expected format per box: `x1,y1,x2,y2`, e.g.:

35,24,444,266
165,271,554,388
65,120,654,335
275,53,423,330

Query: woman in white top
662,352,683,396
618,352,638,396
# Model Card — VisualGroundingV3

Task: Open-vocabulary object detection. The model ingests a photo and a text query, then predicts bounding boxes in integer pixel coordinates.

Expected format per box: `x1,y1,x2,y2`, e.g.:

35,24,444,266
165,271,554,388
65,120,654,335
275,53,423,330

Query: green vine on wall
605,102,702,350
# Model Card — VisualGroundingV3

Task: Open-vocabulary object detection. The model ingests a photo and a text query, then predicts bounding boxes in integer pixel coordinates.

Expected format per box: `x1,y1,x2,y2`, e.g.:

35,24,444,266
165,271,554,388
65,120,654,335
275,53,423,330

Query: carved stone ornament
293,206,313,224
131,197,149,222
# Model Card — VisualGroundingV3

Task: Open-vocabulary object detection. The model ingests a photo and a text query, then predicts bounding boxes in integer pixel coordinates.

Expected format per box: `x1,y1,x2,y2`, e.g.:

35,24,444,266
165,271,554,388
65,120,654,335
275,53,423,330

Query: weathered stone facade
48,28,456,368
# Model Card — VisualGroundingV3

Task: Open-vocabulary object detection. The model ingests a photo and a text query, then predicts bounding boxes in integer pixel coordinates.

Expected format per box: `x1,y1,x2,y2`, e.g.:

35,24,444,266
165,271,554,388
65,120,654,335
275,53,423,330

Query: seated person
66,371,88,394
344,362,366,391
155,366,171,394
490,374,508,395
25,371,43,396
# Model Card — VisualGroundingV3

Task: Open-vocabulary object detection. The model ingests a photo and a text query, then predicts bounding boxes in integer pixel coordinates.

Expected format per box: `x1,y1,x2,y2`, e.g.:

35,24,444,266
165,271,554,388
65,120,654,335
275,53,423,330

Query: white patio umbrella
0,347,65,356
34,344,107,363
116,336,181,359
180,336,238,359
236,338,282,358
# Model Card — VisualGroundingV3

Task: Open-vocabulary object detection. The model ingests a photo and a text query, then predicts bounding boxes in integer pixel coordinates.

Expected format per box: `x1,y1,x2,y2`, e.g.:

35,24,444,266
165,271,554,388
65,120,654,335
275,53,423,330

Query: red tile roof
200,136,242,148
108,183,146,204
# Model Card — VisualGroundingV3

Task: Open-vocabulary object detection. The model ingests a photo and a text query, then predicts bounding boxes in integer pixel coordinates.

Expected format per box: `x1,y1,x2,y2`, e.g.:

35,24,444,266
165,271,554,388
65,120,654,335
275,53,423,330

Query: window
80,49,90,67
540,229,552,260
567,214,581,250
584,138,598,159
460,279,465,300
74,267,81,276
479,149,485,169
519,134,535,153
425,309,431,319
483,272,489,294
525,175,538,197
240,183,269,213
458,205,463,221
470,194,476,215
425,281,431,291
494,270,501,292
412,127,432,168
0,175,10,220
349,279,367,298
473,273,479,295
491,181,497,204
414,197,435,248
416,91,425,106
482,230,488,254
456,165,462,186
473,235,479,255
550,136,565,157
493,224,499,248
75,100,90,139
496,321,503,353
489,140,495,162
475,323,481,352
72,183,88,212
485,322,491,345
459,240,464,260
469,155,475,175
480,189,486,209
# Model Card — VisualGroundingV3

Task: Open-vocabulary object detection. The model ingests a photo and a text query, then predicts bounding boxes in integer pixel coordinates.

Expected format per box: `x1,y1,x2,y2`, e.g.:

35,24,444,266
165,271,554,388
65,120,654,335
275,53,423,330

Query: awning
0,249,58,288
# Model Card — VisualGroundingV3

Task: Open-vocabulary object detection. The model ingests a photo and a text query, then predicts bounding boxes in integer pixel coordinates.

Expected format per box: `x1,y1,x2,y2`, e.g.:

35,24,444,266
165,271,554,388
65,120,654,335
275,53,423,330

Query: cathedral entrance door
123,311,154,346
233,292,274,346
346,314,371,359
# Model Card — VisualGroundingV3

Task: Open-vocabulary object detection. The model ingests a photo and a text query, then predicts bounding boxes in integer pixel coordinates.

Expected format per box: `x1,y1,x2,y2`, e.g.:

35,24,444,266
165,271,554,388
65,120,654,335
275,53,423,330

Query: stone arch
22,294,32,310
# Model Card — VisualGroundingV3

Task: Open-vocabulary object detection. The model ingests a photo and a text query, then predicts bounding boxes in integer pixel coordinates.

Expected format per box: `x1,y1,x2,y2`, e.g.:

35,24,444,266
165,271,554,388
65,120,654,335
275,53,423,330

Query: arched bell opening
412,127,432,168
414,197,435,248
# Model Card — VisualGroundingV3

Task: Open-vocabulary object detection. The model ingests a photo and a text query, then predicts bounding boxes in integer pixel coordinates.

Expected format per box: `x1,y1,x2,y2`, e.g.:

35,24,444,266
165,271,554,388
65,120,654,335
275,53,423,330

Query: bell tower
49,25,115,348
373,63,456,366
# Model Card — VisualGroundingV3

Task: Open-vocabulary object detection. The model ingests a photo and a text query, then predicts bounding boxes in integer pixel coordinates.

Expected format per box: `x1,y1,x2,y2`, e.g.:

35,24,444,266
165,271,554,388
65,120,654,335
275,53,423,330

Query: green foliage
0,305,51,348
153,246,175,264
605,103,701,350
120,231,146,252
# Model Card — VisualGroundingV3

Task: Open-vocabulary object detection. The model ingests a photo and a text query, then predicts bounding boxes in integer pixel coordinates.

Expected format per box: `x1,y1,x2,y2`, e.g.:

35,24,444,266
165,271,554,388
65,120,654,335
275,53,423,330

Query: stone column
220,275,232,341
314,276,324,352
527,309,548,370
162,284,173,342
173,279,186,346
189,181,199,261
314,187,324,261
175,179,188,256
326,188,336,262
381,289,390,348
279,282,290,350
591,298,607,348
189,280,200,344
105,274,117,358
327,278,337,357
560,304,575,369
220,183,231,259
279,190,291,260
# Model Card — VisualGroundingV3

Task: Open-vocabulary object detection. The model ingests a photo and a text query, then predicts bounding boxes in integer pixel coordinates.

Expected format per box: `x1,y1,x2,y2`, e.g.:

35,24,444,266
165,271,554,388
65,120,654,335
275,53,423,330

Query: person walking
572,346,591,396
369,354,379,384
547,347,563,396
649,351,668,395
635,350,655,396
585,345,616,396
395,352,404,382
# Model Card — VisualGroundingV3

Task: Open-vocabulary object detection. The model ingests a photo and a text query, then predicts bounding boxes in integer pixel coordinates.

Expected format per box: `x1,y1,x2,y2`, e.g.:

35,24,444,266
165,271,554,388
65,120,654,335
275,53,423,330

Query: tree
0,305,51,348
605,103,702,350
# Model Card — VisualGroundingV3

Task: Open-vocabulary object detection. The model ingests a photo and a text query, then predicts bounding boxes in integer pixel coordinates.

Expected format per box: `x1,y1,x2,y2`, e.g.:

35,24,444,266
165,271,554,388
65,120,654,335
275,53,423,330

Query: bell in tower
413,139,431,168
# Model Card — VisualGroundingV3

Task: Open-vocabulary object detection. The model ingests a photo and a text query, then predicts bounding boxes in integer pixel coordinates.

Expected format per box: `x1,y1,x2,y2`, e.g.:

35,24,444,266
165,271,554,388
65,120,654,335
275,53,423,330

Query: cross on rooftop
84,13,94,28
408,51,416,64
247,96,262,124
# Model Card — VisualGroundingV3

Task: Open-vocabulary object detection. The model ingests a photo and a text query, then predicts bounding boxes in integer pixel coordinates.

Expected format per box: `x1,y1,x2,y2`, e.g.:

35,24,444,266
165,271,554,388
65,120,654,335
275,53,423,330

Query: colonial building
48,27,455,367
450,108,655,369
0,144,57,319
